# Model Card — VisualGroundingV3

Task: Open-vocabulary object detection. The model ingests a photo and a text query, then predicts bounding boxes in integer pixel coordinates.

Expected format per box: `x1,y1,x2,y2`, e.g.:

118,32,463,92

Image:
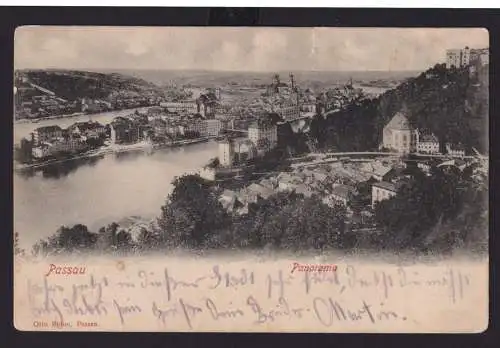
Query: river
14,111,219,250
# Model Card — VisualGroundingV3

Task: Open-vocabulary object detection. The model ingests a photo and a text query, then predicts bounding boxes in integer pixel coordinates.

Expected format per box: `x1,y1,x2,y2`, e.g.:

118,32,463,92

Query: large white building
32,125,64,144
382,112,417,154
32,138,88,159
206,119,222,137
218,137,258,168
218,138,235,167
446,47,471,69
248,121,278,151
446,46,489,69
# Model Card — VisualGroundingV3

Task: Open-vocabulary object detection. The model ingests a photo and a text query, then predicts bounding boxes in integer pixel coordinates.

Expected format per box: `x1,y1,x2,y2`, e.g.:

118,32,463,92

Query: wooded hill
15,69,165,101
312,62,489,154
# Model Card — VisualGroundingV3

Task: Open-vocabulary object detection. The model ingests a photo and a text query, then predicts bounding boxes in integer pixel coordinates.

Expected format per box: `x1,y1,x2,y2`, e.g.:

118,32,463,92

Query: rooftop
246,183,275,199
294,184,313,197
446,143,466,151
71,121,105,131
35,125,62,132
331,184,356,199
150,119,167,127
385,112,412,131
372,181,398,192
360,162,392,177
420,133,439,143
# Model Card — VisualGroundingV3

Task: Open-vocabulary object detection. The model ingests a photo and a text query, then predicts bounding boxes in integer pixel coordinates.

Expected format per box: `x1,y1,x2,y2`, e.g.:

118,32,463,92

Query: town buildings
446,48,469,69
160,100,199,114
415,131,440,154
110,117,141,144
81,98,111,113
179,119,208,138
31,144,51,159
205,119,222,137
472,48,490,66
150,119,168,138
274,103,300,122
446,143,466,157
301,101,317,113
32,125,64,144
32,138,88,159
446,46,489,69
67,121,106,140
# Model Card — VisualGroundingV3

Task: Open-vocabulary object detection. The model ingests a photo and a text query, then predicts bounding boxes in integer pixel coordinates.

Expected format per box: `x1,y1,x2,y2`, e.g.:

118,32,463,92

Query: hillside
15,69,165,102
313,62,489,154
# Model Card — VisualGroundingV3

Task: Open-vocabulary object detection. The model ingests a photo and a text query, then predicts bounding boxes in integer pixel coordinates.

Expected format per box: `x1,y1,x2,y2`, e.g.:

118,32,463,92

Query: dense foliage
372,166,487,252
156,175,230,248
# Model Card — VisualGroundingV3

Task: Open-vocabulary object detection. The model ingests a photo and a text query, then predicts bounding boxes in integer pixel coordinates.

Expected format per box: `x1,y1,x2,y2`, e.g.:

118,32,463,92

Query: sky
14,26,489,72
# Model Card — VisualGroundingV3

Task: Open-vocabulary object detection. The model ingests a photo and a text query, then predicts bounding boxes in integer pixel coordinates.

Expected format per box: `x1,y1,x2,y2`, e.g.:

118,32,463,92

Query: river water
14,111,219,250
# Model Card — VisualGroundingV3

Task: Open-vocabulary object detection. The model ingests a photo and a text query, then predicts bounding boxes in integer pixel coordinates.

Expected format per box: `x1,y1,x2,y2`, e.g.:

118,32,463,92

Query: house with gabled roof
371,181,405,208
323,184,357,207
382,111,418,154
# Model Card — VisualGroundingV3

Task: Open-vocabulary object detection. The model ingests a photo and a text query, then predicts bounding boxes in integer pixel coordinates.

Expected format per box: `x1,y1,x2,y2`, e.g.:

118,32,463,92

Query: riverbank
14,136,216,172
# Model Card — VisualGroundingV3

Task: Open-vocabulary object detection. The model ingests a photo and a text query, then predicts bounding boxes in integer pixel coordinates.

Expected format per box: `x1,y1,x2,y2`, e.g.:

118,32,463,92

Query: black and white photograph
13,26,489,333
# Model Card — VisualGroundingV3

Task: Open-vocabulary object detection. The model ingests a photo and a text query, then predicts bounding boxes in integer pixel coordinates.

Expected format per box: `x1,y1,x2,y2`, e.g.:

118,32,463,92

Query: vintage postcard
13,26,489,332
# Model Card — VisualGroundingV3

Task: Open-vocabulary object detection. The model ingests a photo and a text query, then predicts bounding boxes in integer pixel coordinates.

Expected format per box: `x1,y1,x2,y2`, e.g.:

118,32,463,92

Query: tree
32,224,98,255
56,224,97,252
97,222,120,250
116,230,134,251
225,192,348,252
373,166,484,252
157,174,229,248
137,228,161,250
309,113,327,149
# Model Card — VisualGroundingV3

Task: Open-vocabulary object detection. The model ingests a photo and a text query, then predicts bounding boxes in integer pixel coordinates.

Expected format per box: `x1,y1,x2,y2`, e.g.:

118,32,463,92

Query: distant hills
94,69,419,90
15,69,165,102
